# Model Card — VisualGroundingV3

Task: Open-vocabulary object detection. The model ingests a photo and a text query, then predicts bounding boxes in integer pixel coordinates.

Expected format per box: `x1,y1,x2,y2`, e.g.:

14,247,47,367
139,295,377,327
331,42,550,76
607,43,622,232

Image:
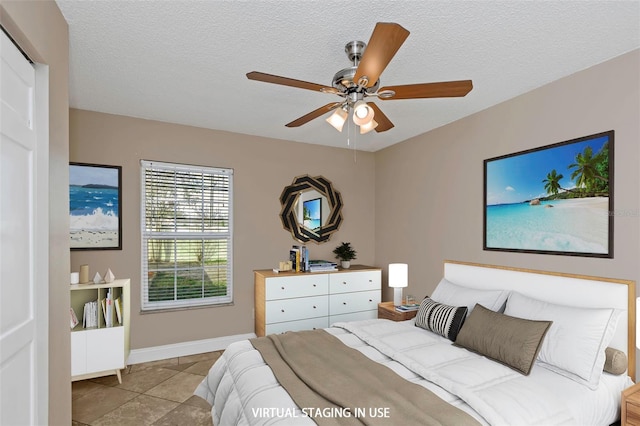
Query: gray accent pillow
603,347,627,375
454,304,552,375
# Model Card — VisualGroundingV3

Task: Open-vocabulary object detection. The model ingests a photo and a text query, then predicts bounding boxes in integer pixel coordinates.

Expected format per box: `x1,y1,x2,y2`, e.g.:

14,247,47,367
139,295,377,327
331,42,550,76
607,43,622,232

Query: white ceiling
56,1,639,152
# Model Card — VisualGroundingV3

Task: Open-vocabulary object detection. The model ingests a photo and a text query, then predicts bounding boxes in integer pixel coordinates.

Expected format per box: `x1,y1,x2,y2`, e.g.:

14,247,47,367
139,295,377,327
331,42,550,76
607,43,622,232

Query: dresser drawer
329,290,381,316
330,310,377,325
266,295,329,323
627,401,640,425
266,317,329,335
329,271,381,294
265,275,329,300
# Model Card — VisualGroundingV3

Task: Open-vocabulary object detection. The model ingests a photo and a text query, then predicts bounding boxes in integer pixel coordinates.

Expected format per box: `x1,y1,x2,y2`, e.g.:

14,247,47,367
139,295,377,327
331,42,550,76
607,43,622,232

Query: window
141,160,233,311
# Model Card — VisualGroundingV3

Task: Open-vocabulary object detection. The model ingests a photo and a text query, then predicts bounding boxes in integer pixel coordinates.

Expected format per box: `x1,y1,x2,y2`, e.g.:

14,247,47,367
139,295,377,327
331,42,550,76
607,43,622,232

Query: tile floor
72,350,222,425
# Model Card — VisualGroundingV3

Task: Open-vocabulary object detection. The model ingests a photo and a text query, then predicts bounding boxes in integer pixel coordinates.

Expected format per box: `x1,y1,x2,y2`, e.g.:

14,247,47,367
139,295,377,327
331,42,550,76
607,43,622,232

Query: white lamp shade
389,263,408,288
359,119,378,134
352,100,374,126
389,263,408,306
326,107,348,132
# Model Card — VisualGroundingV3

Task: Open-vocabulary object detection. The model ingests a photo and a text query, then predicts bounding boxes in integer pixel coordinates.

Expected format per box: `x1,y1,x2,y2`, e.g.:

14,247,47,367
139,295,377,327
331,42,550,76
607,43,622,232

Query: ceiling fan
247,22,473,134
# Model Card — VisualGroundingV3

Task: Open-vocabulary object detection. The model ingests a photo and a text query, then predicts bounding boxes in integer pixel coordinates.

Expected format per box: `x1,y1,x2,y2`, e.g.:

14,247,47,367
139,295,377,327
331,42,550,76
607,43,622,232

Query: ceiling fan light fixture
359,119,378,134
325,106,348,132
352,100,374,126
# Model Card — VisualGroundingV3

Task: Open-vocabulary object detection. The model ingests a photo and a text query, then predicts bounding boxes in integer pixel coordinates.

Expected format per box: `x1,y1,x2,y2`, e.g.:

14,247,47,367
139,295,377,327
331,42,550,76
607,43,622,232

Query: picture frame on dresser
69,162,122,250
483,130,613,258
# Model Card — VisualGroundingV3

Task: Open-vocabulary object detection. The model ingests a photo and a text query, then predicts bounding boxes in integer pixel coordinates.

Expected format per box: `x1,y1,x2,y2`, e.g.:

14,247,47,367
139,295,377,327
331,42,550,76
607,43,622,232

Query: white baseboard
127,332,256,365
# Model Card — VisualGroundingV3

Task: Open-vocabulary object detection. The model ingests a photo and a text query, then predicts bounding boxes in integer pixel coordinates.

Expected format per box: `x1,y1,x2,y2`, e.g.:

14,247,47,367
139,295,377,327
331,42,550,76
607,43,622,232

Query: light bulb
352,101,374,126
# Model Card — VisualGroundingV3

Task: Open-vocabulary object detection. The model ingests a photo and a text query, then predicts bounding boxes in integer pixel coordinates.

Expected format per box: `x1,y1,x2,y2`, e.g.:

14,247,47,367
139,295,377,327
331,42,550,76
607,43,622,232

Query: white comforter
195,319,630,425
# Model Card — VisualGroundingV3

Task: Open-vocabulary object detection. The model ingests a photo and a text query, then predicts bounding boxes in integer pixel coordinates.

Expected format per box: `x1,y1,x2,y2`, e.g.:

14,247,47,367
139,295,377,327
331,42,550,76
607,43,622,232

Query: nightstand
378,301,418,321
622,382,640,425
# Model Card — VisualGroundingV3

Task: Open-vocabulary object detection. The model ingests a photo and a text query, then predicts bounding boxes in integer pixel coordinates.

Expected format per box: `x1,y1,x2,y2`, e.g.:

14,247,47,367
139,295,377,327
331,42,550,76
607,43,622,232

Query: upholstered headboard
443,260,636,379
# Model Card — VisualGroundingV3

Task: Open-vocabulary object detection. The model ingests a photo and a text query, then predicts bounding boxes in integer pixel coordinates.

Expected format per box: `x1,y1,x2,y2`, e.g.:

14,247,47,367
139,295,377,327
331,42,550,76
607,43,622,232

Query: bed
195,260,636,425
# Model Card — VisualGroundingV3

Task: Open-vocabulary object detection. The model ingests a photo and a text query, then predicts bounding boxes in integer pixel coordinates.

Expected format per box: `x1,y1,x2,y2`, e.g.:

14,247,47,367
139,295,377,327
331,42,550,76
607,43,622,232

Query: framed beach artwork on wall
69,163,122,250
483,130,613,258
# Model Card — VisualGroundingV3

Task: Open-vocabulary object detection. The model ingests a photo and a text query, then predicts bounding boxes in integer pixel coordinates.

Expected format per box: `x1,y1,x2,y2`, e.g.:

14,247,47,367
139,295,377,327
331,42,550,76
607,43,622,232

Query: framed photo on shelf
69,162,122,250
483,130,613,258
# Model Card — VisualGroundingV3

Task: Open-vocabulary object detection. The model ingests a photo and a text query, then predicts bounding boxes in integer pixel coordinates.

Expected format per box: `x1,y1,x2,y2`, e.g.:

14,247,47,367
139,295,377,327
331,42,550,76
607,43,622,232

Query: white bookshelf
70,278,130,384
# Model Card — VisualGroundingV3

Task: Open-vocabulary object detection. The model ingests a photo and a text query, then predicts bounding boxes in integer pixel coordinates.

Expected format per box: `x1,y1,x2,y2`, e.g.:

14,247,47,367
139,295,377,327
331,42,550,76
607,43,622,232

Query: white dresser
254,266,381,337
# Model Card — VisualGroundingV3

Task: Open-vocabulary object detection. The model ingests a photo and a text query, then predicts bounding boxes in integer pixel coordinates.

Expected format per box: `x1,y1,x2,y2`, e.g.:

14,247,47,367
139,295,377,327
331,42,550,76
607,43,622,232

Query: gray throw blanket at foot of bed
250,329,480,426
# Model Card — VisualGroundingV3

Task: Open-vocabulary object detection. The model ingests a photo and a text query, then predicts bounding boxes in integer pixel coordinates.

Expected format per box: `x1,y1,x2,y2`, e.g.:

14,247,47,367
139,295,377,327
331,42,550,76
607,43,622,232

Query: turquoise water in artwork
485,198,608,253
69,185,119,231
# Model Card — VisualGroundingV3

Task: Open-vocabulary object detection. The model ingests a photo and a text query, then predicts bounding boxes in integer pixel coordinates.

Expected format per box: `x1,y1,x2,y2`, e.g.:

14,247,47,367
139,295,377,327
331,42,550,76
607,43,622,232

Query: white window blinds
140,160,233,311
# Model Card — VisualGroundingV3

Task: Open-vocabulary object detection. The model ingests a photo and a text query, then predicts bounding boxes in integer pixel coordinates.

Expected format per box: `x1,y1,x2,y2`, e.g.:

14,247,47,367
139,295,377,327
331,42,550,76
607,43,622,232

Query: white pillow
504,291,621,390
430,278,509,315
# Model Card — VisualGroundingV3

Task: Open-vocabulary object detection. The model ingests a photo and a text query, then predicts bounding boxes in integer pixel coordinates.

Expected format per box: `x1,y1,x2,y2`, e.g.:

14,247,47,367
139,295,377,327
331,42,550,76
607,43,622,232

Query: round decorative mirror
279,175,343,244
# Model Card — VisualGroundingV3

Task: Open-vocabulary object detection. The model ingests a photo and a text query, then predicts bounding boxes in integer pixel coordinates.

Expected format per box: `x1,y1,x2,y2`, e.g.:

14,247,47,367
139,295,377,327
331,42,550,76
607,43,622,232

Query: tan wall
0,1,70,424
375,49,640,352
69,109,376,349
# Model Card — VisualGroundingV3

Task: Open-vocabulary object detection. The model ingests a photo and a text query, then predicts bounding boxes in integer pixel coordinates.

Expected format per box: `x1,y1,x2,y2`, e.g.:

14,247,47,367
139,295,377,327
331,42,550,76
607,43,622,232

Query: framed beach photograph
483,130,613,258
69,163,122,250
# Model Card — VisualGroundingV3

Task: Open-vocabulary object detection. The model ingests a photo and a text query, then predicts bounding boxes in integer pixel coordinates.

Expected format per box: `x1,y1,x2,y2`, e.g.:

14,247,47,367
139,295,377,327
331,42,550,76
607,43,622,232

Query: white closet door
0,29,49,425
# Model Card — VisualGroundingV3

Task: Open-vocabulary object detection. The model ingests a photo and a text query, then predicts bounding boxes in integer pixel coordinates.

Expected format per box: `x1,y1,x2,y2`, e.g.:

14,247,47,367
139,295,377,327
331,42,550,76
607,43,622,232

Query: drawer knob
281,309,285,313
369,280,372,282
369,299,372,302
343,302,347,305
313,305,317,309
281,286,285,290
342,281,347,285
313,284,316,287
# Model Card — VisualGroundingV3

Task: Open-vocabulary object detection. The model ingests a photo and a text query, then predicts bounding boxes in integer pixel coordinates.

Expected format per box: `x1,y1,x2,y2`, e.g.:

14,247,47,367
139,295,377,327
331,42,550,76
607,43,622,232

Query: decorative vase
341,260,351,269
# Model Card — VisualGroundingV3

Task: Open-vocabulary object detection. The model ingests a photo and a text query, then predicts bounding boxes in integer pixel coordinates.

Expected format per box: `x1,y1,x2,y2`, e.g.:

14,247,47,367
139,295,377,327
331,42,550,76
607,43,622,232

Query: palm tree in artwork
568,146,608,191
542,169,564,196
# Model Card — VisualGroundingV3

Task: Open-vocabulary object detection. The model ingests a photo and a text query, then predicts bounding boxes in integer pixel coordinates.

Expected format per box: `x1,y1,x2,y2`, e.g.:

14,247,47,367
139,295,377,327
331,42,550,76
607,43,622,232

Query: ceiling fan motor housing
331,41,380,97
332,67,379,93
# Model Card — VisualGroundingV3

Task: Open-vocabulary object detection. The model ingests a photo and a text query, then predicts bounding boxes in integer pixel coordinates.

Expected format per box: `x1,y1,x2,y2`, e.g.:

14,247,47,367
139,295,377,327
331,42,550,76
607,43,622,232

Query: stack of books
395,303,420,313
83,300,98,328
308,260,338,272
289,245,309,272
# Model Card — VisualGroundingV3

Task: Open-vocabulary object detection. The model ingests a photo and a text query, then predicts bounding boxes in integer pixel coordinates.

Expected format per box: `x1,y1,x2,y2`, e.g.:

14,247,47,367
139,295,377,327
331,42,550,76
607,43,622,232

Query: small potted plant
333,242,357,269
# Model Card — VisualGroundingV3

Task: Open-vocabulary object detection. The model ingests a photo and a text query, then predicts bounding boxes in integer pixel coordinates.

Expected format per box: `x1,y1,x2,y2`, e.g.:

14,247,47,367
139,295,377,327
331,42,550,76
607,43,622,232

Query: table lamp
389,263,408,306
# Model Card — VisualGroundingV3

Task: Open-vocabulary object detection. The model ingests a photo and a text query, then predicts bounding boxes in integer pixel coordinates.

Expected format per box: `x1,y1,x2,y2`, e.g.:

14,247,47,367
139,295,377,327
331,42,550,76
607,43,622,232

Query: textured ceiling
56,1,639,152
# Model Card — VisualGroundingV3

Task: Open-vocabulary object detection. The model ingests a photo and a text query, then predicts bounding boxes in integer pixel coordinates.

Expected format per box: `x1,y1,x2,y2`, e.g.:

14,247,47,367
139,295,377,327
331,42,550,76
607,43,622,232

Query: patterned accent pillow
414,297,468,341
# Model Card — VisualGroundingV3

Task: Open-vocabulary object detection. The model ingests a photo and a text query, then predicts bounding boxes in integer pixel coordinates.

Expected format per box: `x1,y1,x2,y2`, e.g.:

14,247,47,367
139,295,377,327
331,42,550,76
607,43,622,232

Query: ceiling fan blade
378,80,473,100
247,71,336,93
285,102,343,127
353,23,410,88
366,102,394,132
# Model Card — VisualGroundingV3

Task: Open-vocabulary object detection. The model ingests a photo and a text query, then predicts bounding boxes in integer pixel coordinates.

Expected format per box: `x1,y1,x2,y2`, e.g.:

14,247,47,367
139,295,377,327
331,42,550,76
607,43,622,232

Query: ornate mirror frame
279,175,343,244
